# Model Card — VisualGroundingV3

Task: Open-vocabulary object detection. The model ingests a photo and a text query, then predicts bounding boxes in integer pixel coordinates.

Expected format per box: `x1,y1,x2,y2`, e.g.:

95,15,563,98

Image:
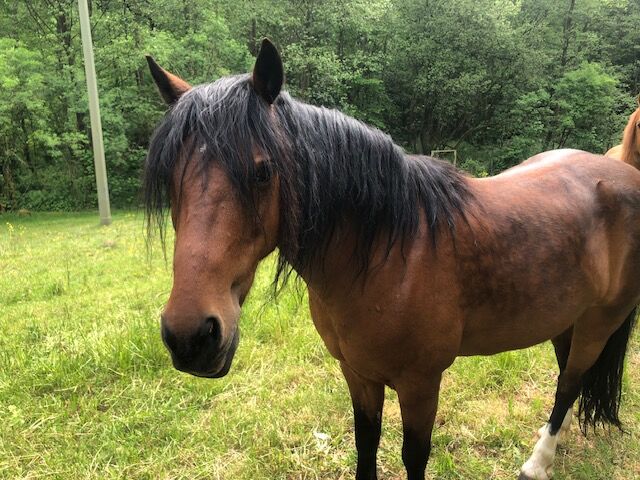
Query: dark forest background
0,0,638,211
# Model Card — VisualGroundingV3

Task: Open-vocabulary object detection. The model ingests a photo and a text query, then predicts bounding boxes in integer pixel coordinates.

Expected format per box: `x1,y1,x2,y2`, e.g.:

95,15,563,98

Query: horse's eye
254,162,272,184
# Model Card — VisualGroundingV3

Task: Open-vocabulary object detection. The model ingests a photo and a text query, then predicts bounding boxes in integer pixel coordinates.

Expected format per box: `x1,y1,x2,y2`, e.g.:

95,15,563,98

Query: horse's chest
307,289,397,379
308,291,345,361
306,283,459,384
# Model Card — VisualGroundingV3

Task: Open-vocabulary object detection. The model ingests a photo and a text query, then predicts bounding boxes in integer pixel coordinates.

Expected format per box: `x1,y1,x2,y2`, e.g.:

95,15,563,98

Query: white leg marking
521,423,558,480
558,408,572,439
536,408,572,441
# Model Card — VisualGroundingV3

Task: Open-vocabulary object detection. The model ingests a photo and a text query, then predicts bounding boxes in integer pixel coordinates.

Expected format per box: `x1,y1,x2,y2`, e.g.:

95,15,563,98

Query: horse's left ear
146,55,192,106
252,38,284,104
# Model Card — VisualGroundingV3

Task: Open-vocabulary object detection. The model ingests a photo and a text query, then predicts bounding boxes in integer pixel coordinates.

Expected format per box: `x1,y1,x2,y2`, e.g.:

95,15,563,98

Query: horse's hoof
518,469,551,480
518,473,549,480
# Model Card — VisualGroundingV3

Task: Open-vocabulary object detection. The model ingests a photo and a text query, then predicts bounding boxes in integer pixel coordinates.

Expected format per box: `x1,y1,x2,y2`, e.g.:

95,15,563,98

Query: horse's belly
457,293,589,356
458,318,572,356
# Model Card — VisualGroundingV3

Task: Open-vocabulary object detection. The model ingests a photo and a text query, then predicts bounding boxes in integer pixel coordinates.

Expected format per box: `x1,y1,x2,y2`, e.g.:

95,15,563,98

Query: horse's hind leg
520,327,578,480
542,328,574,439
519,306,636,480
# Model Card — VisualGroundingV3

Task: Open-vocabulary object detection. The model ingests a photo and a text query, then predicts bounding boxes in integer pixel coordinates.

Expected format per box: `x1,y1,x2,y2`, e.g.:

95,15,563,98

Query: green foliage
551,62,627,152
0,0,639,210
0,38,55,209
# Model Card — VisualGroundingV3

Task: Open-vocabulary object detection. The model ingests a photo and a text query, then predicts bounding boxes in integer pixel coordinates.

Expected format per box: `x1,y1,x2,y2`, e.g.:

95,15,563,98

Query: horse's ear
636,94,640,107
145,55,192,106
252,38,284,104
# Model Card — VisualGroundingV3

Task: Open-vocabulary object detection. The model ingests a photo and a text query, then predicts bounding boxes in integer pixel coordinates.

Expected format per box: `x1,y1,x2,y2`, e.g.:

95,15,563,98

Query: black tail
578,306,637,433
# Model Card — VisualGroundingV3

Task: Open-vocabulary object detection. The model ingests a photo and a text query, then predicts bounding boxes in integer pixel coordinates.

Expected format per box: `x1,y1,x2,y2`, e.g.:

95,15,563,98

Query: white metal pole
78,0,111,225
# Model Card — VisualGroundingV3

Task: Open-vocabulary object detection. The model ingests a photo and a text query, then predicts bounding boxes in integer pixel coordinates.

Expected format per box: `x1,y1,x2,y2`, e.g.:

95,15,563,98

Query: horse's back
458,150,640,355
605,144,623,159
491,149,640,190
478,149,640,266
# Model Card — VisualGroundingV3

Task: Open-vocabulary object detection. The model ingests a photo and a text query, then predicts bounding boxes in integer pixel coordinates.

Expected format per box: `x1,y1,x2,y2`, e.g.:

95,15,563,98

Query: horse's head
145,40,287,377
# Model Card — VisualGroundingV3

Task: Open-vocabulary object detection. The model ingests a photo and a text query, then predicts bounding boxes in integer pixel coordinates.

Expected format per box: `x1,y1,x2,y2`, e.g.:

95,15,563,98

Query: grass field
0,212,639,479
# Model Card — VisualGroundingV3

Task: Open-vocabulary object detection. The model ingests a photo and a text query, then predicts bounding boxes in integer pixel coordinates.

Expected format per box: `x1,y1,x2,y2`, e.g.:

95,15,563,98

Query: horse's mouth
183,328,240,379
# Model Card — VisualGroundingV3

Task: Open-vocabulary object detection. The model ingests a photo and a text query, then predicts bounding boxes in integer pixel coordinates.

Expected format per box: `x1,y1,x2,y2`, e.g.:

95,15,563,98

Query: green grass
0,212,638,479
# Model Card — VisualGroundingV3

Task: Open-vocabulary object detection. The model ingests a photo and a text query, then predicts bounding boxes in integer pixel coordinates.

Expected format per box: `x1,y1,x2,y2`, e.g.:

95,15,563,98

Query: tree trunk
560,0,576,69
249,18,257,55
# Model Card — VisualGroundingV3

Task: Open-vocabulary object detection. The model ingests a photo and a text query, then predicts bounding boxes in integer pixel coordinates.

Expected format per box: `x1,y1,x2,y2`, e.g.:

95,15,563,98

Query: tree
1,0,639,211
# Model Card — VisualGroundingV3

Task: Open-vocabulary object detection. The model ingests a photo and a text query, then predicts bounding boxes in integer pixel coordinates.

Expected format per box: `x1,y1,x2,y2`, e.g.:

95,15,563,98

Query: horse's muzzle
161,315,239,378
188,329,239,378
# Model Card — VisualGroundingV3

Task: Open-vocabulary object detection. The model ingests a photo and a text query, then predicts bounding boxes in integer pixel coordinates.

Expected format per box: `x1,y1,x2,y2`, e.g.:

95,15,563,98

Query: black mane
144,74,472,282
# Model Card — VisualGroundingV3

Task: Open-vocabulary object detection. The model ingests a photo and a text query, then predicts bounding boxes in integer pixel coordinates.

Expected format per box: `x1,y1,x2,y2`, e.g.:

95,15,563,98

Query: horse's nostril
205,316,222,342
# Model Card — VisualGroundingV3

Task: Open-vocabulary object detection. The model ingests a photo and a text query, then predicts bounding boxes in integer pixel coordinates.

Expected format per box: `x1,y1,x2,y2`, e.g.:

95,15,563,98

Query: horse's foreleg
396,373,442,480
341,362,384,480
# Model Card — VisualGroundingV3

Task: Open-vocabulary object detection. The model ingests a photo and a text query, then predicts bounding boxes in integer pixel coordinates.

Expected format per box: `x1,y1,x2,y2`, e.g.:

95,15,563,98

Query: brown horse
605,99,640,169
145,40,640,480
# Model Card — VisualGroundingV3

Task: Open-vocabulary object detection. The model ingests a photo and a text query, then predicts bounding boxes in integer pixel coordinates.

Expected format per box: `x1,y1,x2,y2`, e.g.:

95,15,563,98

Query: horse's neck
622,111,640,169
622,140,640,170
633,127,640,169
